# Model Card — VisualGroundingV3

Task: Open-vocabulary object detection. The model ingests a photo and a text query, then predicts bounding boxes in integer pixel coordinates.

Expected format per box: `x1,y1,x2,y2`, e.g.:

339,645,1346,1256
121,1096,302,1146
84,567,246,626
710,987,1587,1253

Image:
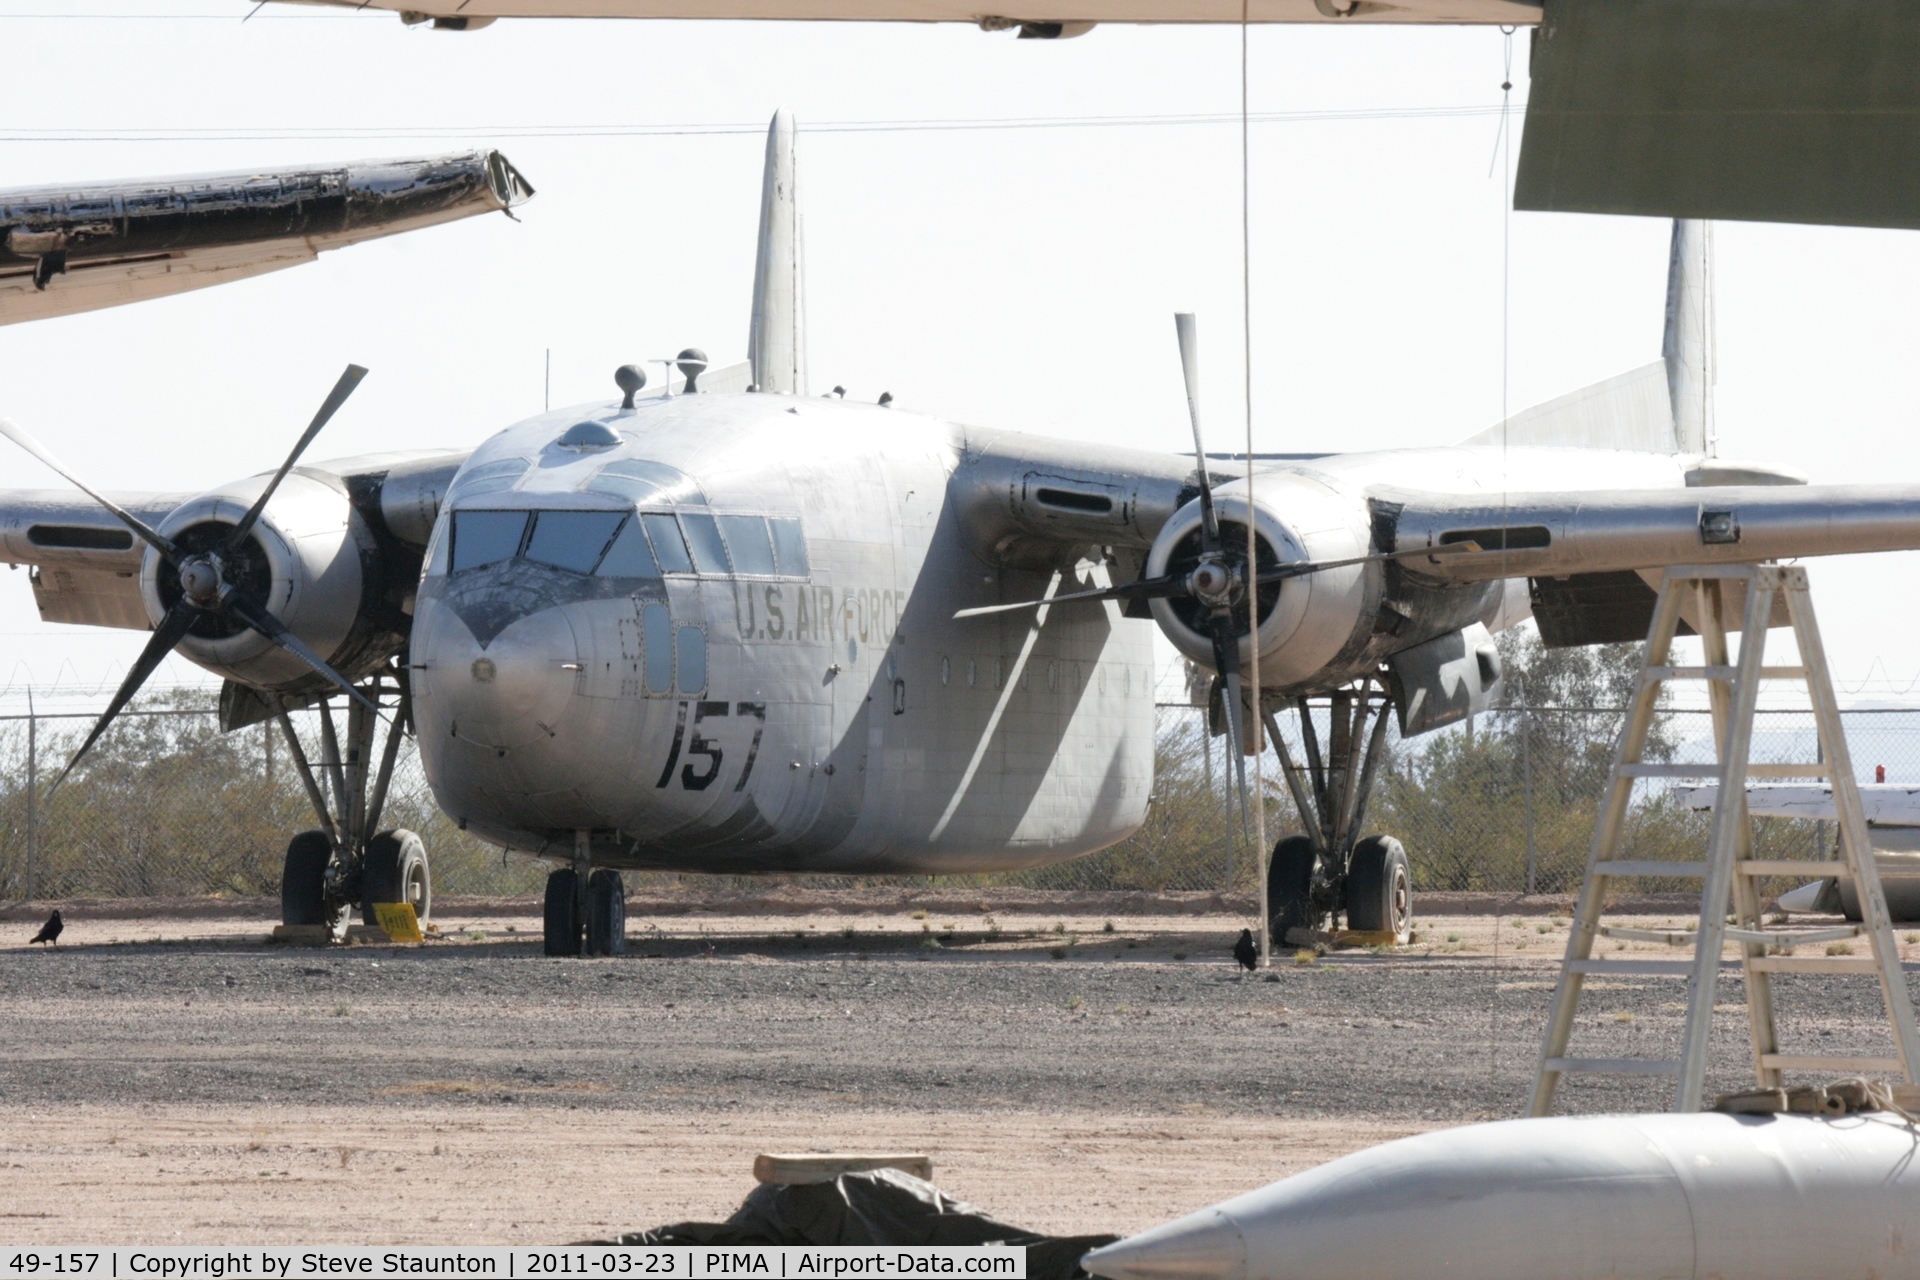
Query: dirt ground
2,895,1913,1245
0,1105,1427,1244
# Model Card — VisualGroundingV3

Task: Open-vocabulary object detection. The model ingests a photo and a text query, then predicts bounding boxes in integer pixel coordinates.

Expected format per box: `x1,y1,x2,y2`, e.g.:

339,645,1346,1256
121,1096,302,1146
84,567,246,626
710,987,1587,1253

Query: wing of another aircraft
0,151,532,326
273,0,1538,25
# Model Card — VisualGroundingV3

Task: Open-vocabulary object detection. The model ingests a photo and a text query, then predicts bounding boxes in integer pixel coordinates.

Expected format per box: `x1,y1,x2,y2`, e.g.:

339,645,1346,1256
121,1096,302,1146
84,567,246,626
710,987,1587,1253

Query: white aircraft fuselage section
412,391,1158,871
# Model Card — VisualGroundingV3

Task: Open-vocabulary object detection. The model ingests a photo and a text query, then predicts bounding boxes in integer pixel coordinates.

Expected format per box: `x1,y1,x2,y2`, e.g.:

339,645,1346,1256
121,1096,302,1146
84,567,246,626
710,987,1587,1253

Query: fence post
25,690,36,903
1522,691,1537,895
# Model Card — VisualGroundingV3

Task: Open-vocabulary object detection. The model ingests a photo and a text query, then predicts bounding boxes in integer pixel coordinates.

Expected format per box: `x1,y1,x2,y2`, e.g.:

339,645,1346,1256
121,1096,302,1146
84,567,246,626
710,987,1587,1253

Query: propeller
1169,314,1253,841
2,365,377,793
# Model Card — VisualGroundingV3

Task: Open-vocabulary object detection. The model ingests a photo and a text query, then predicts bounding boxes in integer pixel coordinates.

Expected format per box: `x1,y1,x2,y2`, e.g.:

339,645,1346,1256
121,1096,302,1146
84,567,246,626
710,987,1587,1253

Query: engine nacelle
1146,471,1376,691
138,471,392,692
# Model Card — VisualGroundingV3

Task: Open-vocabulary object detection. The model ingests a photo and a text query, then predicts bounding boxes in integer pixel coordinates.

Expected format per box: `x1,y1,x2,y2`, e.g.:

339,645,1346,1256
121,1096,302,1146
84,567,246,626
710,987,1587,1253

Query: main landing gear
544,829,626,957
1262,681,1413,946
275,665,432,940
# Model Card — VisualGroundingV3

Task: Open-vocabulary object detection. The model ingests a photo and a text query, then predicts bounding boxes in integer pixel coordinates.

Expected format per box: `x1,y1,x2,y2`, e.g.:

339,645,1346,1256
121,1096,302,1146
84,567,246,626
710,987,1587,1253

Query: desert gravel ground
2,899,1915,1243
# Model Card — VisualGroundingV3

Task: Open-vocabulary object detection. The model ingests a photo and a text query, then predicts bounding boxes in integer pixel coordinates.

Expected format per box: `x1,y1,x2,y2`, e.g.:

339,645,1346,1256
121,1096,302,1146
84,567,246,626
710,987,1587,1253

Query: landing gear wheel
544,868,584,956
281,830,348,940
586,869,626,956
360,829,431,927
1267,835,1319,947
1347,834,1412,943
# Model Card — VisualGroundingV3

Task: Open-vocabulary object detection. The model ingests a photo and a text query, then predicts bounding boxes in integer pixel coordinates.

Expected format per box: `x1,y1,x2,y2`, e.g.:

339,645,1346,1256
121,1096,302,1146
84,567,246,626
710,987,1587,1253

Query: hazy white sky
3,5,1919,713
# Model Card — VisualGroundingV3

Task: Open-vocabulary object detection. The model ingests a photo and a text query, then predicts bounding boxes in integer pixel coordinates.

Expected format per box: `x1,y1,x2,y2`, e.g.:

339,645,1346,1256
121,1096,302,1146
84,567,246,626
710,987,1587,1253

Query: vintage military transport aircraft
3,109,1916,956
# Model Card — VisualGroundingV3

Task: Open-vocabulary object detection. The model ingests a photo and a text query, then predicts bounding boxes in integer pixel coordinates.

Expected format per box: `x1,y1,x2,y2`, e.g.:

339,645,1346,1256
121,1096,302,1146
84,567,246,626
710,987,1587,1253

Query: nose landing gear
542,832,625,956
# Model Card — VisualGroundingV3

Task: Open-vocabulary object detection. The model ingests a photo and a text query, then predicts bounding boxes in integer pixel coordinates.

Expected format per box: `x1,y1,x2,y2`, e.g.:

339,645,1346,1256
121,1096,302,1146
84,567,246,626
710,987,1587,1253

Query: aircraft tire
586,869,627,956
280,830,335,928
360,829,431,927
544,869,584,957
1347,834,1412,943
1266,835,1318,946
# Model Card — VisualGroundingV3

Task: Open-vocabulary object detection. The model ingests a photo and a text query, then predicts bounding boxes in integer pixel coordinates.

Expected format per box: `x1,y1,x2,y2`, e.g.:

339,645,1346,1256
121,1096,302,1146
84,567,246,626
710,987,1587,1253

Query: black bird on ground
1232,927,1258,972
29,910,62,946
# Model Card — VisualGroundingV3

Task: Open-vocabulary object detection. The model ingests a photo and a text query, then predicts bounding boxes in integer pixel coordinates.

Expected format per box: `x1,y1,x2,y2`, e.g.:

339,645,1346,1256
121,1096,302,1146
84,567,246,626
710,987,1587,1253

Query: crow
1232,927,1258,972
29,910,62,946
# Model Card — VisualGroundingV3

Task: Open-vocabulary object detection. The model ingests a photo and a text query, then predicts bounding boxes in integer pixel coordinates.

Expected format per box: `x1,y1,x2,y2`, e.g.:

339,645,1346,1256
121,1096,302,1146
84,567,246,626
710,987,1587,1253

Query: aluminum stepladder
1529,563,1920,1116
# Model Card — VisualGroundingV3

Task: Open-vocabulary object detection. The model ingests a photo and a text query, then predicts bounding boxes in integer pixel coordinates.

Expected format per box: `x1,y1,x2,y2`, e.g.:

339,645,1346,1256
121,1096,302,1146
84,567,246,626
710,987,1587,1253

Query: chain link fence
0,685,1905,903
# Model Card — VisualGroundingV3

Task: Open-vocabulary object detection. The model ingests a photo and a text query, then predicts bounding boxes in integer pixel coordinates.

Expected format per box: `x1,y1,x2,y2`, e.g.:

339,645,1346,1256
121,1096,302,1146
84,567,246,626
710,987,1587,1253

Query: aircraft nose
423,603,581,750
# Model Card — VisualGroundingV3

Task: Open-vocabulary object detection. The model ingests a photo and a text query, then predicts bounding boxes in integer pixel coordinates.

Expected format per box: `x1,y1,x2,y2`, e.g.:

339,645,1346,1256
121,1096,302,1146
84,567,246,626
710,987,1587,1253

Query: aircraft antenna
1239,0,1269,969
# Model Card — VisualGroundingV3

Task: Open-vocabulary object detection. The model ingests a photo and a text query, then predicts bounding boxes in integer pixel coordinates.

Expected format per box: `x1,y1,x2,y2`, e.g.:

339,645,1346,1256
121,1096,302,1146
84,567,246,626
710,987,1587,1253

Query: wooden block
753,1152,933,1185
1335,930,1404,948
269,925,333,947
345,924,387,944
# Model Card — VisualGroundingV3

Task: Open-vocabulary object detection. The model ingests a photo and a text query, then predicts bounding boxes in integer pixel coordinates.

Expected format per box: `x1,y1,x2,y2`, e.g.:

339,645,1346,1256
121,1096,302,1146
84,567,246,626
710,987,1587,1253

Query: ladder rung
1596,925,1867,947
1569,958,1697,976
1727,926,1862,947
1739,859,1920,880
1643,665,1807,682
1664,564,1770,580
1618,762,1830,780
1618,764,1722,778
1760,1054,1905,1073
1741,860,1844,878
1544,1057,1681,1076
1600,926,1700,945
1747,956,1884,975
1592,860,1710,878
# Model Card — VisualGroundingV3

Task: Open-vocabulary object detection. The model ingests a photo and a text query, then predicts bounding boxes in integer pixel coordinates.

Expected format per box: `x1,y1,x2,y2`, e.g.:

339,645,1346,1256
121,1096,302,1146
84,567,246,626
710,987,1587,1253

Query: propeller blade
1209,614,1253,843
0,416,181,563
1174,312,1221,552
45,600,200,795
224,364,368,553
222,589,377,712
952,573,1183,620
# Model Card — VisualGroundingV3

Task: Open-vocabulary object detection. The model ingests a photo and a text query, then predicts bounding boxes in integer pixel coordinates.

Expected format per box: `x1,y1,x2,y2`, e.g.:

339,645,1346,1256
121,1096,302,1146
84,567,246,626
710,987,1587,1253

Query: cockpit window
643,513,694,574
679,513,732,575
586,458,709,506
717,515,777,576
769,517,809,577
450,511,529,572
524,510,626,574
595,516,660,578
445,458,529,503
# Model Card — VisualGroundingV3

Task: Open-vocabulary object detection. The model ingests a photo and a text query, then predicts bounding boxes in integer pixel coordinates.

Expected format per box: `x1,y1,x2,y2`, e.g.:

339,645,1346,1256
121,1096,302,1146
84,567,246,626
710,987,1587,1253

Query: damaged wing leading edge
0,150,533,326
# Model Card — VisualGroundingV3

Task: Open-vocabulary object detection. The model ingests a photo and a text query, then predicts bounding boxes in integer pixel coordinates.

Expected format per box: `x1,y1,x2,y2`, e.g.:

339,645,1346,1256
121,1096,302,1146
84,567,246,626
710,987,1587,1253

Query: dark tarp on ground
588,1169,1118,1280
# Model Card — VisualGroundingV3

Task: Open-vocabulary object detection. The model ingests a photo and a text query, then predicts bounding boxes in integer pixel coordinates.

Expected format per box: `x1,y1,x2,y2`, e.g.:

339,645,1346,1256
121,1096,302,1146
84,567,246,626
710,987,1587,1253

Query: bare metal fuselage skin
410,389,1693,873
413,393,1159,873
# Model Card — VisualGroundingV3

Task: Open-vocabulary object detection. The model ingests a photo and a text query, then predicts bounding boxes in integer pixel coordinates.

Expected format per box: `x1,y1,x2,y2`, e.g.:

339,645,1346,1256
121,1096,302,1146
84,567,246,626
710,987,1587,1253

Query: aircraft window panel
643,602,673,694
676,625,707,694
524,510,626,574
717,515,776,576
679,513,733,575
449,511,529,572
643,513,694,573
769,517,809,577
594,516,660,578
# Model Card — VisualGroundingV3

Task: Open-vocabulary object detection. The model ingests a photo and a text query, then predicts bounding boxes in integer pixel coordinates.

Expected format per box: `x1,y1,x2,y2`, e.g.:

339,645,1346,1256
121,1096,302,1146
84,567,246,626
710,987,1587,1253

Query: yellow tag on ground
373,902,424,944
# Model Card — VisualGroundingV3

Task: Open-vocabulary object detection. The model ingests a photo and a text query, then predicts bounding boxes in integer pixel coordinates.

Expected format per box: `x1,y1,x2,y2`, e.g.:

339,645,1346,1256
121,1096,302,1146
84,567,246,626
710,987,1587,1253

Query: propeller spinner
0,364,376,793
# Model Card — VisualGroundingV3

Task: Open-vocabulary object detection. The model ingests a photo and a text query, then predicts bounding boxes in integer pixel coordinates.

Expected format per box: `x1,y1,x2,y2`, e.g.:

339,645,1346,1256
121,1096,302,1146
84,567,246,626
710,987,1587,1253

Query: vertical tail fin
1663,219,1714,456
748,108,807,396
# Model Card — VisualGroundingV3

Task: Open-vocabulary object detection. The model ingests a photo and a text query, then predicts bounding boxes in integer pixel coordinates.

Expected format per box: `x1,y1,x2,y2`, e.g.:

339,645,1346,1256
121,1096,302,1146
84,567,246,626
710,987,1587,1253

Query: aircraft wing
1386,481,1920,581
274,0,1538,24
1,151,532,326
